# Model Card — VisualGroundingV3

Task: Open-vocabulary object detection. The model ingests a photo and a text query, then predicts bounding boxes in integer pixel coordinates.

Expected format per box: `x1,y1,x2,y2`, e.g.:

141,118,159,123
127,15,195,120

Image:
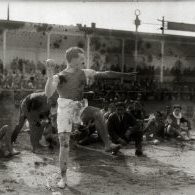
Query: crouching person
39,113,58,150
165,105,191,141
107,102,144,156
0,125,20,157
144,111,165,142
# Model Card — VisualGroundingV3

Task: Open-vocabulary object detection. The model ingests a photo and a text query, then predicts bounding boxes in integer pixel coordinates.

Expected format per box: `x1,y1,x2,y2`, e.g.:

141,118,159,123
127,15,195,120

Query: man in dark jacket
107,102,144,156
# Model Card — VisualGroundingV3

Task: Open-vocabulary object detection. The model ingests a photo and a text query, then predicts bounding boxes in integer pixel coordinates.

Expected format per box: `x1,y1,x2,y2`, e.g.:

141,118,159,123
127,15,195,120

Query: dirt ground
1,131,195,195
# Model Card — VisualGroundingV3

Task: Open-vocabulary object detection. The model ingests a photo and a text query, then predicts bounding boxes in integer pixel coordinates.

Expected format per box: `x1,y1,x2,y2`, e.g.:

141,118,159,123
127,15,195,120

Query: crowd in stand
87,78,195,101
0,69,47,90
0,58,195,102
0,67,194,102
0,57,66,90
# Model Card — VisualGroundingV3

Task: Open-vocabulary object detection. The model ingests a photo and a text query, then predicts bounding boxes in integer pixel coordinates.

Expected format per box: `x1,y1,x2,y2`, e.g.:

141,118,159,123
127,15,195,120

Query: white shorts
57,98,88,133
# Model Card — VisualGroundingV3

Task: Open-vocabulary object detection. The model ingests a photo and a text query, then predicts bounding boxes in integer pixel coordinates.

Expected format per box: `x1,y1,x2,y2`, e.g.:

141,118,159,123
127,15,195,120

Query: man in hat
107,102,144,156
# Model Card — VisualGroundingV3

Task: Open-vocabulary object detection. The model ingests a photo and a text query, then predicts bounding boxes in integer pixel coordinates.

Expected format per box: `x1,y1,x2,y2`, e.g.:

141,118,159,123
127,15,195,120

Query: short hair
155,111,162,117
108,103,116,108
180,118,188,123
173,104,182,110
116,102,125,108
65,47,84,63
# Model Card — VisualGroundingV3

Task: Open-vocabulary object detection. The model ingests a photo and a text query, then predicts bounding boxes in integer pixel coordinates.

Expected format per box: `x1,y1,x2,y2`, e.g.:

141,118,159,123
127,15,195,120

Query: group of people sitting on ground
37,99,192,158
145,104,192,143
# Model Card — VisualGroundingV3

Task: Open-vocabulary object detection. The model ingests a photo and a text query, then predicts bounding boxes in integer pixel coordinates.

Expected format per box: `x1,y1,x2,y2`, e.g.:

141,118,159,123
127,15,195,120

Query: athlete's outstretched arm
83,68,136,82
95,70,137,80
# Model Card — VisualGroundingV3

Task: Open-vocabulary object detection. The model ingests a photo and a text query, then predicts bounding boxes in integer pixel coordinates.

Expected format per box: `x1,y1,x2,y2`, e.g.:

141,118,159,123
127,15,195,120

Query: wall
1,30,195,82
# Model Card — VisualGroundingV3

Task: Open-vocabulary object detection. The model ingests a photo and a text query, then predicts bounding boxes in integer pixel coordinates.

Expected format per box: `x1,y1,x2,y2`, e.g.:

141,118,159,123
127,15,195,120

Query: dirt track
1,99,195,194
1,131,195,195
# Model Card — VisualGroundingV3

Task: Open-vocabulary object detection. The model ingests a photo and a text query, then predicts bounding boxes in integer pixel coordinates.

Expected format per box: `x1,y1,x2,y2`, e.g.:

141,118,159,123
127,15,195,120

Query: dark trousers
111,127,143,151
126,128,143,151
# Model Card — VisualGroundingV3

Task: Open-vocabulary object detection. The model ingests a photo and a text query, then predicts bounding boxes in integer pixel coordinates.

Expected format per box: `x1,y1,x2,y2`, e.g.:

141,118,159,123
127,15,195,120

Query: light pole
134,9,141,79
160,16,165,83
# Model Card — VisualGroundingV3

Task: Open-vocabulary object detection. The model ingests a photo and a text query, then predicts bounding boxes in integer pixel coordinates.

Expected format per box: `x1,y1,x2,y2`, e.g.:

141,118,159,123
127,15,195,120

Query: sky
0,1,195,37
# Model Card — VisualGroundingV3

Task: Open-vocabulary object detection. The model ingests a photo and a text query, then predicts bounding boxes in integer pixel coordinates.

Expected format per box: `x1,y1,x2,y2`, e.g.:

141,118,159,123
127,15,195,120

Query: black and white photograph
1,0,195,194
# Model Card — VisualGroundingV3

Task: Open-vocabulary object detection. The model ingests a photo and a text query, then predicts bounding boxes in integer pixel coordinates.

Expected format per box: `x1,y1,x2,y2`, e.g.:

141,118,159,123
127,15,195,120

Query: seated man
126,100,134,113
107,102,144,156
144,111,165,141
180,117,191,140
165,104,191,140
0,125,20,157
130,101,145,120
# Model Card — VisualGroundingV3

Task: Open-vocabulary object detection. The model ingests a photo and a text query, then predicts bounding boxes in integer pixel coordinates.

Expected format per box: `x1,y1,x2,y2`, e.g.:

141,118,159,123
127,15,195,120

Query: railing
0,88,195,107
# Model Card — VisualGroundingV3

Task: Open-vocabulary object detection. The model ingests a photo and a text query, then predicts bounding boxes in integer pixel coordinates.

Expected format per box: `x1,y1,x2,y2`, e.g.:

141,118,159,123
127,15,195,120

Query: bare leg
81,106,120,152
0,125,7,140
58,132,70,188
167,126,185,139
187,130,191,139
11,110,26,143
0,125,20,157
94,111,112,150
29,120,44,153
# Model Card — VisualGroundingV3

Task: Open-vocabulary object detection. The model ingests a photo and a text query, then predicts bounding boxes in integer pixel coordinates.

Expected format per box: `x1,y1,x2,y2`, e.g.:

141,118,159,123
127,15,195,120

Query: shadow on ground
1,131,195,194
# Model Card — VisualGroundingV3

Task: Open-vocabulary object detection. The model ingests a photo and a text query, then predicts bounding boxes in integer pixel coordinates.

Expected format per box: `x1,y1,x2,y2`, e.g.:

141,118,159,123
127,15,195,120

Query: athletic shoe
57,177,67,189
105,143,121,153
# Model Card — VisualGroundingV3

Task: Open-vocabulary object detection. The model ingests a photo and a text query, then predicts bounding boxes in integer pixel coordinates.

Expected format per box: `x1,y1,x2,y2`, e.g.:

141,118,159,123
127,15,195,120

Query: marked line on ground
76,144,117,157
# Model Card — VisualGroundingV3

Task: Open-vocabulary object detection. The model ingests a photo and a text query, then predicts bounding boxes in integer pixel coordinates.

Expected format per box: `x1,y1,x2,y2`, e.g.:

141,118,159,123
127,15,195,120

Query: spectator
131,101,145,120
104,103,116,121
144,111,165,141
162,105,172,120
165,105,191,140
107,102,144,156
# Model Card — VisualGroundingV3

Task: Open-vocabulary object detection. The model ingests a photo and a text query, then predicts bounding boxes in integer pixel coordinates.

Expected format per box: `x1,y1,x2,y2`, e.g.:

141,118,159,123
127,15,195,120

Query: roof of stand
0,19,195,48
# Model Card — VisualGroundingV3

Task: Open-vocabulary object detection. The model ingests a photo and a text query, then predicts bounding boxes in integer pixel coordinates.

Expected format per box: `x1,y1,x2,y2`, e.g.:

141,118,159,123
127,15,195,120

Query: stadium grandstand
0,19,195,103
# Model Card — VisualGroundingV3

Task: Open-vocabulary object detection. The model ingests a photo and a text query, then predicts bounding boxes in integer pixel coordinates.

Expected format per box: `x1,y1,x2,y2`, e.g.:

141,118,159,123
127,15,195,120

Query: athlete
45,47,136,188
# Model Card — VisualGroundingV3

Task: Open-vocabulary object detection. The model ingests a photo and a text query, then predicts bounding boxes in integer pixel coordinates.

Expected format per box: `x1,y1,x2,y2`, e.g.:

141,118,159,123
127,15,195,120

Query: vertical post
134,9,141,81
121,39,125,73
3,30,7,70
86,34,91,69
7,3,10,21
160,16,165,83
47,33,51,59
134,32,138,72
121,39,125,84
160,39,165,83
